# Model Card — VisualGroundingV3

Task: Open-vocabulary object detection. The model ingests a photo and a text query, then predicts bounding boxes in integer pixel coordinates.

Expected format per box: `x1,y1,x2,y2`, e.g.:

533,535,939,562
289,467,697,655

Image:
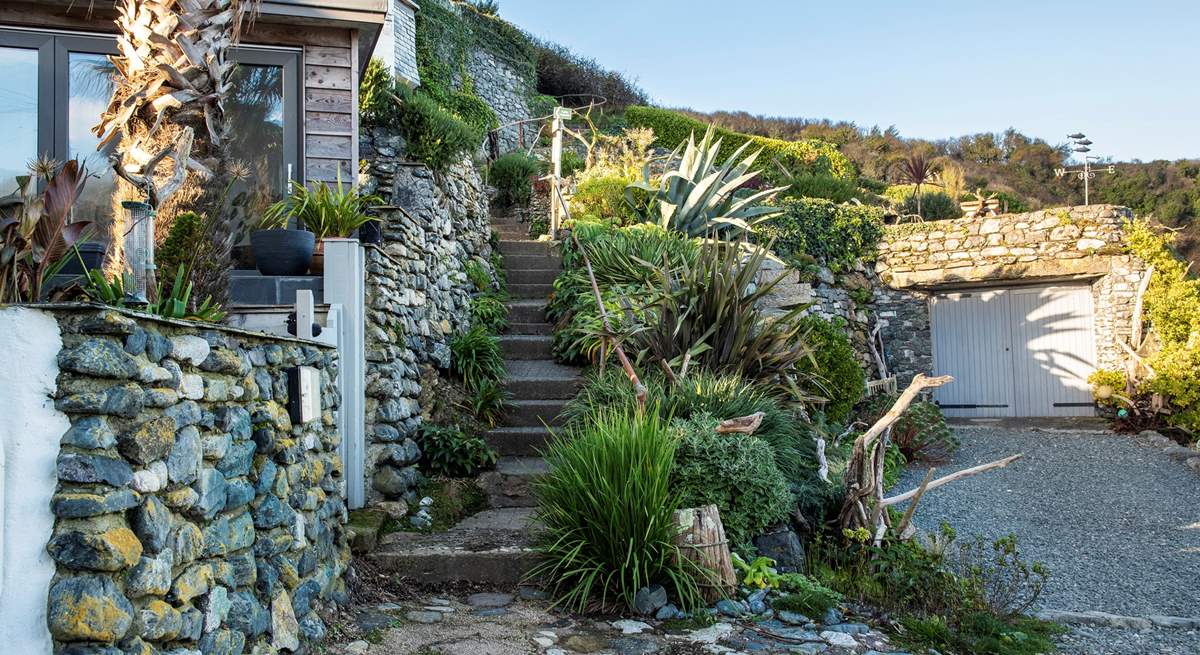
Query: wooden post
549,106,570,236
673,505,737,602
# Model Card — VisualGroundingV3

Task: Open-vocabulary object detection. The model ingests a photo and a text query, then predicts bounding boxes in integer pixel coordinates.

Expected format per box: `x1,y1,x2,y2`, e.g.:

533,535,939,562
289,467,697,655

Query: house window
0,29,300,231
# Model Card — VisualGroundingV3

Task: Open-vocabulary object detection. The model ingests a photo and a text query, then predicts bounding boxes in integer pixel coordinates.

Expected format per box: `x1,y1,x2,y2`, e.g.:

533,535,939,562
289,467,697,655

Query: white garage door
930,285,1097,417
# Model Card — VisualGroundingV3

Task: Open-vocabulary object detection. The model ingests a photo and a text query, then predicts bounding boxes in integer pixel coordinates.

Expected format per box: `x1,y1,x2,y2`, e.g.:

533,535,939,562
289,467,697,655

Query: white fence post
322,239,366,509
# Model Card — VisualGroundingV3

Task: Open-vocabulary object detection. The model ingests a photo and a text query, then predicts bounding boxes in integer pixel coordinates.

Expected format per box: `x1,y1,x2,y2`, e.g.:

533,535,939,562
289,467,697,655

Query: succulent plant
627,126,786,238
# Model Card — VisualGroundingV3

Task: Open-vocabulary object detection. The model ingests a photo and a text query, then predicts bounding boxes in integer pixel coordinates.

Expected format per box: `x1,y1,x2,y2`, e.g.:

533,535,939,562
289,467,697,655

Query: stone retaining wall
465,48,534,153
359,127,495,503
22,306,347,654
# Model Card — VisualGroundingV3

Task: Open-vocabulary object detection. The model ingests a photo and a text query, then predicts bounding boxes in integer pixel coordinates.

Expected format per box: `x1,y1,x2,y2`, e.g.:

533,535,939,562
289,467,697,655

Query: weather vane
1053,133,1115,205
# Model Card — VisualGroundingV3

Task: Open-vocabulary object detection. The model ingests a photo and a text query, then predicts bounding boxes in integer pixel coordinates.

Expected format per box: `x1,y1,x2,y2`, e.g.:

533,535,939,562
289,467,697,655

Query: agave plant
83,265,225,323
626,127,786,238
0,158,92,303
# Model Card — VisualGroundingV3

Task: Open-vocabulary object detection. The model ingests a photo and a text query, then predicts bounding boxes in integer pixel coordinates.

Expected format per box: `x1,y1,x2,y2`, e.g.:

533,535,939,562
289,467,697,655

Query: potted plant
250,211,316,276
263,173,381,273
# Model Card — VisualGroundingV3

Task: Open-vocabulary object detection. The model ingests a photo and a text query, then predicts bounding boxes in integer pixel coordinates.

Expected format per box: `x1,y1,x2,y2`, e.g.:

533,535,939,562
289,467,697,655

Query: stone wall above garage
13,305,347,654
877,204,1133,289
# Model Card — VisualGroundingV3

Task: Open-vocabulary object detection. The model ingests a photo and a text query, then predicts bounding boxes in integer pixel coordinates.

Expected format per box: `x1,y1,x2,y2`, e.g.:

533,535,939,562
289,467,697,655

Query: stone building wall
358,127,495,503
32,306,346,654
874,204,1147,381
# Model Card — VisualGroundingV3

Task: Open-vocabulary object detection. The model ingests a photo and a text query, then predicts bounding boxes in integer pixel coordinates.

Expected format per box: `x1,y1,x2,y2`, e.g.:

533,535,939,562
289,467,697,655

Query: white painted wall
0,307,66,654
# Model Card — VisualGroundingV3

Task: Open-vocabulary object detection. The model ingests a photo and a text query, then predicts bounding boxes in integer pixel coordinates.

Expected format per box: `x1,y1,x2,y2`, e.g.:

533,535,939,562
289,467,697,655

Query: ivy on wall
414,0,537,132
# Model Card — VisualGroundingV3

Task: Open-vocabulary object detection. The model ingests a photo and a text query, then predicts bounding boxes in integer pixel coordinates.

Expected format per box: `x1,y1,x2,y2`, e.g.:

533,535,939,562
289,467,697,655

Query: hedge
756,198,885,273
626,106,855,181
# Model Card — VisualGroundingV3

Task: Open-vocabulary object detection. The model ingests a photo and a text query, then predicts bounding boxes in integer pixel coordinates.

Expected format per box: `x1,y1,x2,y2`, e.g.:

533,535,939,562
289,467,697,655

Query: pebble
611,619,653,634
779,611,811,625
821,630,859,648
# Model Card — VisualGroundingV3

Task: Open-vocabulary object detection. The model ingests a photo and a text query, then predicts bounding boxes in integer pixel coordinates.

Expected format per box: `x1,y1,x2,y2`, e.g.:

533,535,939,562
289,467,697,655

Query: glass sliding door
0,31,52,196
58,37,119,225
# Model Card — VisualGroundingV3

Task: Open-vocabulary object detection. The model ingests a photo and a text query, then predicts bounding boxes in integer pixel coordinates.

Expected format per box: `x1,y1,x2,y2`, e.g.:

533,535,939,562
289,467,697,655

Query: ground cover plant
416,423,499,478
530,409,706,612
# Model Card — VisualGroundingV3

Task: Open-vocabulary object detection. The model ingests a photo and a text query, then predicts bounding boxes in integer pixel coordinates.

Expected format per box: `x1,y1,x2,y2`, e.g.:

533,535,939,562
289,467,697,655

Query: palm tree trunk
95,0,255,305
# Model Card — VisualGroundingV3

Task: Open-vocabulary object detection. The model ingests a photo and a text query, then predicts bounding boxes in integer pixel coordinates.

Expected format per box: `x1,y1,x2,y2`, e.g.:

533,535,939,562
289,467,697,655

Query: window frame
0,27,303,190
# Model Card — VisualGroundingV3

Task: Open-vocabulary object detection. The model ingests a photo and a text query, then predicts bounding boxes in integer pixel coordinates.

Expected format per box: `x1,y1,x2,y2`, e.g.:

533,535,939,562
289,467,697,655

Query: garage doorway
930,284,1097,417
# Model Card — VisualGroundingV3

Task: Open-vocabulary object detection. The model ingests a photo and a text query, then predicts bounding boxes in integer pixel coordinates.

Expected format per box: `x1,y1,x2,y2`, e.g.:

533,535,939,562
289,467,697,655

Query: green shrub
885,185,963,220
359,64,482,171
776,172,862,203
531,410,705,612
773,574,843,617
157,211,204,281
561,150,586,178
562,369,819,489
416,424,498,477
449,326,506,392
671,413,793,548
626,106,855,181
796,316,865,424
488,152,540,207
470,292,508,333
569,175,641,226
757,198,885,273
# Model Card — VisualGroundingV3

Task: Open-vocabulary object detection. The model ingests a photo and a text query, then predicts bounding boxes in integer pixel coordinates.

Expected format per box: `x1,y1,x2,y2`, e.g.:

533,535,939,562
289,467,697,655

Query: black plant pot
251,229,315,276
359,218,384,245
59,242,106,276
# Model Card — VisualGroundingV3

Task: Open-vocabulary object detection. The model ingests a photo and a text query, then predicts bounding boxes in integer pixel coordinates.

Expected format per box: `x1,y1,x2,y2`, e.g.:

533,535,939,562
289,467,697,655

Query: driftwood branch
881,454,1024,507
1131,265,1154,347
716,412,764,435
894,467,934,537
838,374,953,532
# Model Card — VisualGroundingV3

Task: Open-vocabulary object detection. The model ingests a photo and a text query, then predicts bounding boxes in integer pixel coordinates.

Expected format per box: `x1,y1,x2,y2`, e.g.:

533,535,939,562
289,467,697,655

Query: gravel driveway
895,423,1200,654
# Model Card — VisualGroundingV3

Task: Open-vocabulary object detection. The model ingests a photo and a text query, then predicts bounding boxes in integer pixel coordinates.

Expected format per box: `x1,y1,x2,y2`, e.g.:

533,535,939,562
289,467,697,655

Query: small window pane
68,51,118,224
227,62,287,240
0,46,38,196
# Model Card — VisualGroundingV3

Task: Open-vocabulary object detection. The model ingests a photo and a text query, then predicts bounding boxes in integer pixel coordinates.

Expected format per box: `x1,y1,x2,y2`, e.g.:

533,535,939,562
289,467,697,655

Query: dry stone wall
40,306,347,654
358,127,495,503
465,48,534,152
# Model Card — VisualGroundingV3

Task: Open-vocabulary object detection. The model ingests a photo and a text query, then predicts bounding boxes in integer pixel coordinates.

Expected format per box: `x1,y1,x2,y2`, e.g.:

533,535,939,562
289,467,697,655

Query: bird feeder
121,200,156,304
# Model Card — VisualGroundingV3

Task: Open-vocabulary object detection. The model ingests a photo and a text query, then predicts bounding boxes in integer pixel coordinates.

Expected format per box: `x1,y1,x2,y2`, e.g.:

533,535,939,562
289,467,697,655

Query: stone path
896,423,1200,654
332,591,913,655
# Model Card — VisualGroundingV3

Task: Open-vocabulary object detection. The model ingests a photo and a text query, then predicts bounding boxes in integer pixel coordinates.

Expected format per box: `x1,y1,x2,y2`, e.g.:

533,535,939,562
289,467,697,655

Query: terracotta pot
309,240,325,274
251,229,314,276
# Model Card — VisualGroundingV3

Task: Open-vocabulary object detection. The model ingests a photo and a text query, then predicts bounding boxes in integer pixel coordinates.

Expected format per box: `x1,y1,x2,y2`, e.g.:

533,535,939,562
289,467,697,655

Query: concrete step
500,334,554,360
477,457,547,508
507,268,561,286
505,299,548,324
503,254,561,271
369,508,537,585
505,399,569,428
485,426,554,457
504,360,581,399
499,240,558,257
509,283,554,299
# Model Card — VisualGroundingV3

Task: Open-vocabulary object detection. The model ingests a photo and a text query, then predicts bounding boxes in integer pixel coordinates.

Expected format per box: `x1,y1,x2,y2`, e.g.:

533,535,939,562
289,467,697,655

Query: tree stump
673,504,737,602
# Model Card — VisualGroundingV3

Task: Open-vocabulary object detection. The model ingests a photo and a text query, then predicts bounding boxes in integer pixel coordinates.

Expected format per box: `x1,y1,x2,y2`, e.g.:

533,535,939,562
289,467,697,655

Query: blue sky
499,0,1199,163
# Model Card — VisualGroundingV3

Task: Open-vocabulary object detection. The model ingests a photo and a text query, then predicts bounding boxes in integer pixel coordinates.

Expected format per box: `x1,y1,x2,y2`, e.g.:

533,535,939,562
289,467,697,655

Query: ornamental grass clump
530,409,706,613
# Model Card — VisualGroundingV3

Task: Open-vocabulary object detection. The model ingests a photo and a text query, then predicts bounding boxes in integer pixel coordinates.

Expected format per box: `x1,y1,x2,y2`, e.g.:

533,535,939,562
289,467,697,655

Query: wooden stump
673,504,737,602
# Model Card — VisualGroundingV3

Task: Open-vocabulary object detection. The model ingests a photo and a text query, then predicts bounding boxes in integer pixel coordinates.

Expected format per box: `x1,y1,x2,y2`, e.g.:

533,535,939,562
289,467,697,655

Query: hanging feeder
121,200,156,305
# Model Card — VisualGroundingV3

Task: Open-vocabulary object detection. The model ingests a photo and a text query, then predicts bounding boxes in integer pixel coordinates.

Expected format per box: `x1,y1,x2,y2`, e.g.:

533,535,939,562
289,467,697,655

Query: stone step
505,399,569,428
504,360,581,399
369,508,538,585
477,457,547,508
485,426,554,457
507,268,561,286
505,299,548,324
499,240,558,257
506,321,553,336
493,223,531,239
503,254,561,270
499,334,554,360
509,283,553,299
